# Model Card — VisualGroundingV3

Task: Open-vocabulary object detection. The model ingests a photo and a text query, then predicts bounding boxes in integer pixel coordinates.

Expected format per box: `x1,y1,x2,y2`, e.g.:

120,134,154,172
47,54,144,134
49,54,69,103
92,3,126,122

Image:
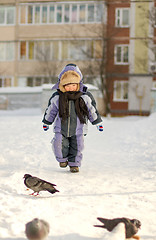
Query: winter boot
59,161,68,168
70,166,79,173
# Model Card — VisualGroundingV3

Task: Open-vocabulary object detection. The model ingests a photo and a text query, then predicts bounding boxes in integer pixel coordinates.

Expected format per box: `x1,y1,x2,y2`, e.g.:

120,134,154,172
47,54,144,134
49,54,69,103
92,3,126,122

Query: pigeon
94,217,141,239
23,174,59,196
25,218,50,240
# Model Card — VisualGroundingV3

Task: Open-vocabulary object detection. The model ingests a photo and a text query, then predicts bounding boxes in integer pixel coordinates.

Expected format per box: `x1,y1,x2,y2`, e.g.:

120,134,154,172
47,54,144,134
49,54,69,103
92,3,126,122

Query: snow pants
51,133,84,167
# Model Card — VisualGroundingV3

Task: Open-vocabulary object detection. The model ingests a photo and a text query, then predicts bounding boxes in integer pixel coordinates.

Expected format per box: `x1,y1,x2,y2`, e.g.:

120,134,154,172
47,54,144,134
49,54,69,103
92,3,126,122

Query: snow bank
0,110,155,240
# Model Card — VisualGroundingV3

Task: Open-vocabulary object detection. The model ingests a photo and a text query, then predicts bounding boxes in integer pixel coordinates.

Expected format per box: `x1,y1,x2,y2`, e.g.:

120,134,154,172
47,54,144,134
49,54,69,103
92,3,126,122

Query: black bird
25,218,50,240
94,217,141,239
23,174,59,196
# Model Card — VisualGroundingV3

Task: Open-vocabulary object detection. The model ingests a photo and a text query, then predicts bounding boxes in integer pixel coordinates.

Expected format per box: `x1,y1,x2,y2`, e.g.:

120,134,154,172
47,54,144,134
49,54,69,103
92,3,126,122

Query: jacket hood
52,64,87,92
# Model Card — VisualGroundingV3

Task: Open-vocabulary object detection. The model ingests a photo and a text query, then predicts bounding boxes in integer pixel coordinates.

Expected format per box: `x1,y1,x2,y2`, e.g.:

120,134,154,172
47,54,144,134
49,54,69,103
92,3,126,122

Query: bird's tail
97,217,108,224
94,224,105,228
47,188,59,194
94,218,107,228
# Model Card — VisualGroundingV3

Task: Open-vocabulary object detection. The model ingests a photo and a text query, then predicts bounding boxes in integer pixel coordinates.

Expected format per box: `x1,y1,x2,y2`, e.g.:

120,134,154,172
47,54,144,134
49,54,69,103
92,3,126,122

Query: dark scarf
58,90,89,124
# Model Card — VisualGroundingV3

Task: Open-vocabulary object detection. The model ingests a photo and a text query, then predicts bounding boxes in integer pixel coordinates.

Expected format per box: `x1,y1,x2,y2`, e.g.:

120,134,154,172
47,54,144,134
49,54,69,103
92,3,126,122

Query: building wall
129,1,153,113
106,0,154,116
106,1,130,115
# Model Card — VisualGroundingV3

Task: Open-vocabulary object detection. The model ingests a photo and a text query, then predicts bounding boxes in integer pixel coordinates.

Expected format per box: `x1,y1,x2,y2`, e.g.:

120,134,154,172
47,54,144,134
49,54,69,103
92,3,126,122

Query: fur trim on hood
52,63,85,92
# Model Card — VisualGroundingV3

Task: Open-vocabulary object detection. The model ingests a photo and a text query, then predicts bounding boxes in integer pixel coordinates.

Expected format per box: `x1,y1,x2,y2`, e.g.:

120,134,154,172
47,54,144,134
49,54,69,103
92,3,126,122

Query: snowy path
0,109,155,240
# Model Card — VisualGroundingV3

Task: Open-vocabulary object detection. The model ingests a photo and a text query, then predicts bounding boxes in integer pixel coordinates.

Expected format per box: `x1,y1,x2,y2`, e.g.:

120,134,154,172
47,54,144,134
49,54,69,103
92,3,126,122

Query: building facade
0,0,155,115
0,0,105,87
106,0,156,116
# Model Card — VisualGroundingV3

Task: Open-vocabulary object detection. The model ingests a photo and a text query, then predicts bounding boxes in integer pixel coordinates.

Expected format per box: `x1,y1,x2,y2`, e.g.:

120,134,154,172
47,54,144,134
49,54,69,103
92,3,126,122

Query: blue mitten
43,124,49,131
96,123,103,132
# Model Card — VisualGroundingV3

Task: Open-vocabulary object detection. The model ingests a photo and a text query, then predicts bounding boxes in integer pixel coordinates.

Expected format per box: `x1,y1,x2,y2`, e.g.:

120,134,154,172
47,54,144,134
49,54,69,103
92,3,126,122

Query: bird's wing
96,218,122,231
40,179,56,187
40,182,56,191
26,177,42,188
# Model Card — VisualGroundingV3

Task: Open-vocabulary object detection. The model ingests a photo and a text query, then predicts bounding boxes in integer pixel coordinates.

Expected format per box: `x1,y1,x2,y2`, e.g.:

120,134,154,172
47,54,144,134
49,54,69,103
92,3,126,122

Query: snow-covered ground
0,108,155,240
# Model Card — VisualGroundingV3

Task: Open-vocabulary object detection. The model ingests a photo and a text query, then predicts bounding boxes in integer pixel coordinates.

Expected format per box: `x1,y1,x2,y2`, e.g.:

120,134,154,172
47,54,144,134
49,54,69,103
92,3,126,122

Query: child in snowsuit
42,63,103,173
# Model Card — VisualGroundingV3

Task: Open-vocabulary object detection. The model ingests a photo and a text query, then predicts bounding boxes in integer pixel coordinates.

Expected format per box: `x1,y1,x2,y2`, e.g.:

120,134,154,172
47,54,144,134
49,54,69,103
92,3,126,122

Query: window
0,77,13,87
35,77,42,86
35,41,43,60
79,5,86,23
6,42,14,60
28,42,35,60
154,8,156,26
27,77,33,87
44,42,51,61
56,5,62,23
49,6,55,23
20,41,26,60
20,6,26,24
94,40,102,59
153,45,156,62
19,2,105,24
88,5,94,22
52,42,59,60
95,3,103,22
114,81,128,101
116,8,129,27
26,77,52,87
35,6,40,24
0,42,15,61
0,6,15,25
42,6,48,23
7,7,15,24
69,41,86,60
28,6,33,24
62,41,68,60
20,41,35,60
153,81,156,88
115,45,129,64
64,5,69,23
71,5,77,23
68,40,96,60
19,39,101,61
86,40,94,59
0,7,5,24
0,43,5,60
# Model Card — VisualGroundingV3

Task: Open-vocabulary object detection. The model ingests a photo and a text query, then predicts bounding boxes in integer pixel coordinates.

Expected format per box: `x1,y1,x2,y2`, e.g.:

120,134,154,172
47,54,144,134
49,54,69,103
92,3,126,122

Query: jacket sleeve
81,91,102,125
42,92,59,125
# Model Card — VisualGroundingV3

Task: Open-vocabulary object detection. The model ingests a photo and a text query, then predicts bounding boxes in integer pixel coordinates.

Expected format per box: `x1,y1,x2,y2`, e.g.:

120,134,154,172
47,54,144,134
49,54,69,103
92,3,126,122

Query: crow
94,217,141,239
25,218,49,240
23,174,59,196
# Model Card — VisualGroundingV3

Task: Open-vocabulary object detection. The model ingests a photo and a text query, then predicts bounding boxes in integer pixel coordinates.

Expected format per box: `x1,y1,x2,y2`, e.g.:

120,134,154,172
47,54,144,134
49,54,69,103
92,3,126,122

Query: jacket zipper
67,101,71,137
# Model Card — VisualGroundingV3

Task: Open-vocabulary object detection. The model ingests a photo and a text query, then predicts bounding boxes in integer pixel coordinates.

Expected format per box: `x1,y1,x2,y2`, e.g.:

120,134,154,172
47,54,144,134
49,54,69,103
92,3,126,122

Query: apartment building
0,0,155,115
106,0,156,116
0,0,105,87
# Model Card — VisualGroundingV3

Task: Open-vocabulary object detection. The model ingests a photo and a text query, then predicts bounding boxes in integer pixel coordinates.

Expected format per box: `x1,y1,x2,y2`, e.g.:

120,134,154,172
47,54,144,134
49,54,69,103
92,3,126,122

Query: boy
42,63,103,173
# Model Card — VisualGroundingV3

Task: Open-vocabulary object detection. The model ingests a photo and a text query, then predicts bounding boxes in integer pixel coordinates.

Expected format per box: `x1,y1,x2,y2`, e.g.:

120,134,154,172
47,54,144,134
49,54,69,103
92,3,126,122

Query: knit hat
58,63,83,92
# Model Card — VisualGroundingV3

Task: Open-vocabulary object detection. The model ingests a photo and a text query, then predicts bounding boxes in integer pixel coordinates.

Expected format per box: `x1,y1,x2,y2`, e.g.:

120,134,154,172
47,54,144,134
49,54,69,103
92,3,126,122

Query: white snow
0,87,42,93
0,109,156,240
102,223,125,240
0,84,98,93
